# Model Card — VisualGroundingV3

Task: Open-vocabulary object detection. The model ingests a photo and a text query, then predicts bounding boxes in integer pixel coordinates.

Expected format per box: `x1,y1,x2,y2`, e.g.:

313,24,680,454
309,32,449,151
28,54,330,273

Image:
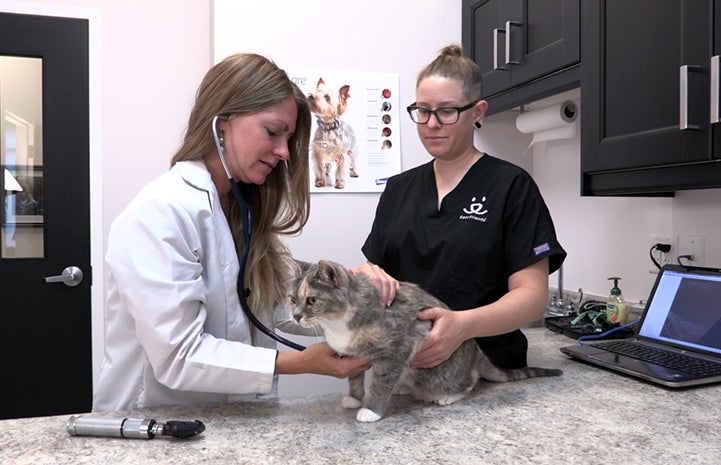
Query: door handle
45,266,84,287
493,21,522,70
711,55,719,124
679,64,702,130
493,27,507,70
505,20,522,65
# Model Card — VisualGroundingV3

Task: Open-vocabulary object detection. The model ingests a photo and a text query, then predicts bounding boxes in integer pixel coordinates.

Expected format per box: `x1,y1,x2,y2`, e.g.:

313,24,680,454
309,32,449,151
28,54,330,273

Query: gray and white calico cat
289,260,562,422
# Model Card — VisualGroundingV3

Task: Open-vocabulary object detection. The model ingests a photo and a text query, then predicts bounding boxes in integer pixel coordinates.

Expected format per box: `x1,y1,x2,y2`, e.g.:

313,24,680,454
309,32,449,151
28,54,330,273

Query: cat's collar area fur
320,315,355,355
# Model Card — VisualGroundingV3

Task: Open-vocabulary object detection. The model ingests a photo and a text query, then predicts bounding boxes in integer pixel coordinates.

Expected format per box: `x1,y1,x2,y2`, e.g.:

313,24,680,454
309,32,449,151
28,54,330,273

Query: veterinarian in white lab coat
93,54,370,412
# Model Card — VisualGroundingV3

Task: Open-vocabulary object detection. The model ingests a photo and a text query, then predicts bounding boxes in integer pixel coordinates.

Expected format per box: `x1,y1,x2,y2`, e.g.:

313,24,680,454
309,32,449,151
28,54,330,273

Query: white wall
213,0,463,270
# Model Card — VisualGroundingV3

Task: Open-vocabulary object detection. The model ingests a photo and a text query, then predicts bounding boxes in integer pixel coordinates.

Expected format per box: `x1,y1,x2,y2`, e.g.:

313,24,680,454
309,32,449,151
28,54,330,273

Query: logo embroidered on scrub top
459,196,488,222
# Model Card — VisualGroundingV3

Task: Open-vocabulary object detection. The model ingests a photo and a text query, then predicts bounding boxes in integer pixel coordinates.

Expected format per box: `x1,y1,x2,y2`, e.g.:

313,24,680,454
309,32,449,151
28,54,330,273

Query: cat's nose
292,312,302,322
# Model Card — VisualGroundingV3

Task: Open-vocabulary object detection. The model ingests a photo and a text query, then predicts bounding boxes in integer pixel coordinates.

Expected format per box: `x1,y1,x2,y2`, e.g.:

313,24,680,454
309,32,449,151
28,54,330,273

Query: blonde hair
172,53,311,314
417,43,483,101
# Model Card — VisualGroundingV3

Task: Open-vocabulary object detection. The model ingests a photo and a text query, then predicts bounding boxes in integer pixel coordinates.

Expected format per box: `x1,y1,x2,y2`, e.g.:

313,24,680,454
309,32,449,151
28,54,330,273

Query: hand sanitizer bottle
606,277,628,325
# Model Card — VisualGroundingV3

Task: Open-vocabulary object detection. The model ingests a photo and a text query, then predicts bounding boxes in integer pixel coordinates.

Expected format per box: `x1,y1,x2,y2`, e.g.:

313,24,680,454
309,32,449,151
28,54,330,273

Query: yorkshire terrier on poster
307,78,358,189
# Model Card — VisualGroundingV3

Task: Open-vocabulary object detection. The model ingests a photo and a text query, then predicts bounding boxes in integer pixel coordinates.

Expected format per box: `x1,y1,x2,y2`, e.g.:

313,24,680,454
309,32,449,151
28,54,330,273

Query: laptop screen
638,267,721,356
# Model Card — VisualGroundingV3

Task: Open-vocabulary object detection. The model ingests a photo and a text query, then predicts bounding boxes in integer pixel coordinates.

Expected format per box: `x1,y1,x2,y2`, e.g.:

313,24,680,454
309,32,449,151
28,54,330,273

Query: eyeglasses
406,101,478,125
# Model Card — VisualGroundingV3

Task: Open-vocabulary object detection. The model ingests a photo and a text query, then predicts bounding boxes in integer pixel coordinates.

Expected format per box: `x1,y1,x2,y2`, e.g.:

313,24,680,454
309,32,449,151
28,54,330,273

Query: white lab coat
93,160,309,412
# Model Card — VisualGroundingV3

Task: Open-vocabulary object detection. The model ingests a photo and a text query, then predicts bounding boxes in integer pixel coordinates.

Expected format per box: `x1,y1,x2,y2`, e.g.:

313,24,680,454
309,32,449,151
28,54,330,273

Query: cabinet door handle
505,21,522,65
493,28,507,70
711,55,720,124
680,65,702,130
680,65,689,129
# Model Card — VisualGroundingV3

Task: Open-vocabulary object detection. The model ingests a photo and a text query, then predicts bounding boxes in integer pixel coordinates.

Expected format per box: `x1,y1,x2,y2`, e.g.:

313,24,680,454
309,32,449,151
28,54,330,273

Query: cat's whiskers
304,320,325,339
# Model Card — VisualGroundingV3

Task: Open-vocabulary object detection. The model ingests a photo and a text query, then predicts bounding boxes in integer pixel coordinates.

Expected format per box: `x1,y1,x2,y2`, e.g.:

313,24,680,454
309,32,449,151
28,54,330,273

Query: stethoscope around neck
212,115,306,351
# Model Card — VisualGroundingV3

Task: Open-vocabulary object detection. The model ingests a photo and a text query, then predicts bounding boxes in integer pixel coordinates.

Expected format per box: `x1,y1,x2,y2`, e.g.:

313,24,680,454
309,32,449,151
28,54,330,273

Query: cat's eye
289,296,296,304
306,296,316,305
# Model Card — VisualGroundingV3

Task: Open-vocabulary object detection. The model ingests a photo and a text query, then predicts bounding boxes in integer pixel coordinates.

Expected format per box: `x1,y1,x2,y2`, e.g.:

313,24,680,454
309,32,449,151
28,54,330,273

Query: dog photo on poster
289,69,401,193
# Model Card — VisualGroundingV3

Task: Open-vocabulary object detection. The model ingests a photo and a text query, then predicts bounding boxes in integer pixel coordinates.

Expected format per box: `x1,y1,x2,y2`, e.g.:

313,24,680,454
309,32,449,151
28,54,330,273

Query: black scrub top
362,154,566,368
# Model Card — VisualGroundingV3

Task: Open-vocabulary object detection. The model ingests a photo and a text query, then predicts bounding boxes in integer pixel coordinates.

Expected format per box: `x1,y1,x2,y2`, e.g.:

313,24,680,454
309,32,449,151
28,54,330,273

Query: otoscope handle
66,415,205,439
66,415,156,439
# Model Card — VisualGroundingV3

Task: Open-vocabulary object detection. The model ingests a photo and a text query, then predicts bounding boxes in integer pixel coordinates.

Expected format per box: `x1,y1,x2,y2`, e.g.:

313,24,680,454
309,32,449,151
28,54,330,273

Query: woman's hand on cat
410,307,468,369
280,342,371,378
349,262,399,307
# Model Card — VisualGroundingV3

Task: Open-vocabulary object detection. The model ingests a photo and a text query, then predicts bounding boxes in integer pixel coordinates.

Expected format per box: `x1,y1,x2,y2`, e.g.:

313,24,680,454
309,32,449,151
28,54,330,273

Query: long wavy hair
416,43,483,101
171,53,311,315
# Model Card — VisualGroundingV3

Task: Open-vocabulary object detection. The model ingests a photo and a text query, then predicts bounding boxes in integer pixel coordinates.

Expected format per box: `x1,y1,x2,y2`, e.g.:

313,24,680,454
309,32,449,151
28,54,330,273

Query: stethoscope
212,115,306,351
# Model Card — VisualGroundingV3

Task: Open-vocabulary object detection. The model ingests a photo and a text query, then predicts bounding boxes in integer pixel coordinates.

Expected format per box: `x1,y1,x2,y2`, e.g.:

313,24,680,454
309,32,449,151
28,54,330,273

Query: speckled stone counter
2,328,719,465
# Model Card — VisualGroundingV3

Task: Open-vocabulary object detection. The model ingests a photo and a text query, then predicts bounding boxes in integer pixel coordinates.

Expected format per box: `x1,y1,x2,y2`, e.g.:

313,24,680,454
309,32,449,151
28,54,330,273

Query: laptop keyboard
594,340,721,377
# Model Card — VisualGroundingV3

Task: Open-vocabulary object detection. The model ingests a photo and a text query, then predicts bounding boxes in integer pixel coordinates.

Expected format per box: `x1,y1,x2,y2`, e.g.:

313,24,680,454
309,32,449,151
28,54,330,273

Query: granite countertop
2,328,719,465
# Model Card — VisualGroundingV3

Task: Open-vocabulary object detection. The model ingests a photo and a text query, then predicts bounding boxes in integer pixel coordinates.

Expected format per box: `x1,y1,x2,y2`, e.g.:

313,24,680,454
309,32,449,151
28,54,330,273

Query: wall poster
289,69,401,193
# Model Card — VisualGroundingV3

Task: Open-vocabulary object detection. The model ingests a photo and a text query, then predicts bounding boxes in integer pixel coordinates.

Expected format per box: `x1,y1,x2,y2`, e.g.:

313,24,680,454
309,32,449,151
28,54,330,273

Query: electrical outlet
678,235,705,266
648,234,676,273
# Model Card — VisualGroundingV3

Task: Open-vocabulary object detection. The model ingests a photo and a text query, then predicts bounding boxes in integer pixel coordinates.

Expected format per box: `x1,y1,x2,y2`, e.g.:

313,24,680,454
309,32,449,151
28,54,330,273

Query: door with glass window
0,13,91,419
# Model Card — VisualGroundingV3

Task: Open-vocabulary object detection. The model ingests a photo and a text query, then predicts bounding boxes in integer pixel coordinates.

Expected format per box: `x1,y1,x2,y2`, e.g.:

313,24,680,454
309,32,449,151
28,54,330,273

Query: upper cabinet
581,0,721,195
462,0,580,114
463,0,721,195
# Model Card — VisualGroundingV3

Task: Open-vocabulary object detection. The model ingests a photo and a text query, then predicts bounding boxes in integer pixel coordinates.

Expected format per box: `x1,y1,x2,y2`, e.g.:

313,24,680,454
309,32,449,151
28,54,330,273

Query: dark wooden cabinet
462,0,580,114
581,0,721,195
464,0,721,195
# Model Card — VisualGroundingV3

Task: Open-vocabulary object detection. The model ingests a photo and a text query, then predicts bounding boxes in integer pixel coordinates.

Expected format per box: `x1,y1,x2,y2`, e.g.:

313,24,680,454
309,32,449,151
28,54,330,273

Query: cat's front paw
341,395,362,409
356,408,382,422
434,393,467,406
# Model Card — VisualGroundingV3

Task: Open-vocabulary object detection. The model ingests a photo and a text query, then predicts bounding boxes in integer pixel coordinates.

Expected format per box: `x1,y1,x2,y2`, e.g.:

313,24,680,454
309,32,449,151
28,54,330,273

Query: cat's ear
316,260,348,287
292,259,312,275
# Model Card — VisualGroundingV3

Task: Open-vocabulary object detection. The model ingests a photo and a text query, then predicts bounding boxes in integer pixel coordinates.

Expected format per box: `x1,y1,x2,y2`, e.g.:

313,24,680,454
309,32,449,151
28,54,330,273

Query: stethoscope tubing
212,115,306,351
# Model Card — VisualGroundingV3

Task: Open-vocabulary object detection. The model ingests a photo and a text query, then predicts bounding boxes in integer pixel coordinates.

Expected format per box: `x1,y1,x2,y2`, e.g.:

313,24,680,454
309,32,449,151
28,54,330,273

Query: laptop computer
560,264,721,387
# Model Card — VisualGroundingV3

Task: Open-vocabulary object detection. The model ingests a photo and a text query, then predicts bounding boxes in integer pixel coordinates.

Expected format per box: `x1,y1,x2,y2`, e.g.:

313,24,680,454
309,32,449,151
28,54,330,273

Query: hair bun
440,43,463,58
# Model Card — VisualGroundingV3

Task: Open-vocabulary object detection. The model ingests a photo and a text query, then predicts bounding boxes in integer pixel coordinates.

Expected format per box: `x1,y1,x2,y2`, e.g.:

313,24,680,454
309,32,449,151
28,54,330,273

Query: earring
218,131,225,148
474,121,482,129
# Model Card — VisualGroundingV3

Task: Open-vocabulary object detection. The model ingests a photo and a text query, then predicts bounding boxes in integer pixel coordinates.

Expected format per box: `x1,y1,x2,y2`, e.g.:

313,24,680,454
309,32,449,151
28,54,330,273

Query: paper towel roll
515,100,578,134
514,100,578,151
